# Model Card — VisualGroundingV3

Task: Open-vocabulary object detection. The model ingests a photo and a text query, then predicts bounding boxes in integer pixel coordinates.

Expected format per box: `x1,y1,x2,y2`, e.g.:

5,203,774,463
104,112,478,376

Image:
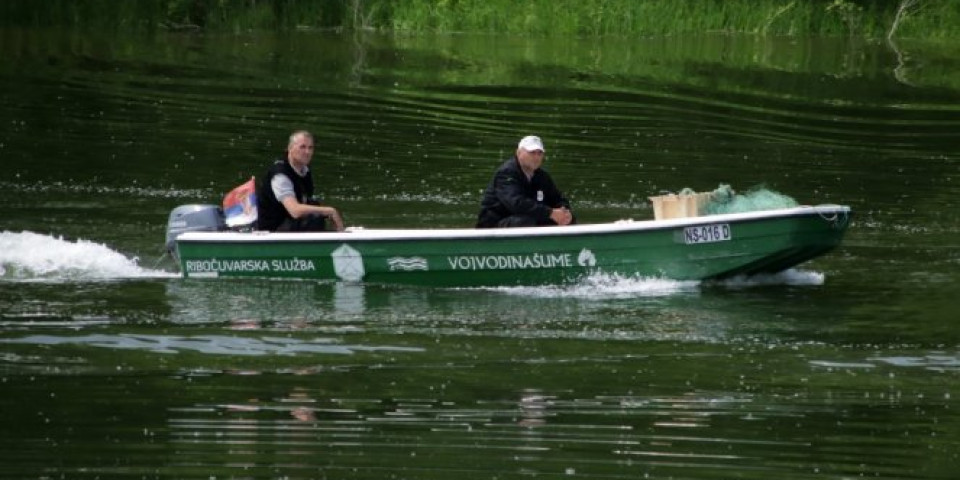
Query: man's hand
314,204,345,231
550,207,573,226
281,197,345,231
326,208,345,231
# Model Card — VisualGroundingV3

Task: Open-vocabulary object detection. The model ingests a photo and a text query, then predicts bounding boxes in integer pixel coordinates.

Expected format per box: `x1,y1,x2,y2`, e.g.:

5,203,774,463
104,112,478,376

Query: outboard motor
165,204,226,261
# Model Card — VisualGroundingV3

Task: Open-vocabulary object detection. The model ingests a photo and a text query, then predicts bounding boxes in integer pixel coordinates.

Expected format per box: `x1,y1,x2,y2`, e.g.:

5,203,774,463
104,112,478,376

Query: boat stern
165,204,225,261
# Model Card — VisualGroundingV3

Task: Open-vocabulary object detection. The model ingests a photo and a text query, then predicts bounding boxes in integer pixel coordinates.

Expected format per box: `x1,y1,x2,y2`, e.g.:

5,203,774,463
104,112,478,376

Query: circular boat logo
332,244,365,281
577,248,596,267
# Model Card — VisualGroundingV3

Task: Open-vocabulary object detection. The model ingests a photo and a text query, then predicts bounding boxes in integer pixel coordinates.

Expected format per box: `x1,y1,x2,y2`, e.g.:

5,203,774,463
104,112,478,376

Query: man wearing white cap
476,135,574,228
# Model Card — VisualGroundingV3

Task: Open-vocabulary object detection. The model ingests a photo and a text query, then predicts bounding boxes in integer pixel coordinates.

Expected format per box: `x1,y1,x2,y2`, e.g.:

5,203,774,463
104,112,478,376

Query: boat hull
174,205,851,287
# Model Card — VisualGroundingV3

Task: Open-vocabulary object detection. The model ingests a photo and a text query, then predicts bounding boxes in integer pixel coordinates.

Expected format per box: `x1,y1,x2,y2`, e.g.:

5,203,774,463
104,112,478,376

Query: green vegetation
1,0,957,41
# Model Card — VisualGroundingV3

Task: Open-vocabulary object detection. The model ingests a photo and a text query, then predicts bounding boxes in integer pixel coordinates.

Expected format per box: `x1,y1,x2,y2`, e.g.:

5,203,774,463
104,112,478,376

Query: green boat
165,204,851,287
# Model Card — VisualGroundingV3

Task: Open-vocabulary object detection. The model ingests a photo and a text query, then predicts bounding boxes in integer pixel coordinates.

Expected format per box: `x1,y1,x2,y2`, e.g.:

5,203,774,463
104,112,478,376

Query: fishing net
701,184,799,215
648,184,799,220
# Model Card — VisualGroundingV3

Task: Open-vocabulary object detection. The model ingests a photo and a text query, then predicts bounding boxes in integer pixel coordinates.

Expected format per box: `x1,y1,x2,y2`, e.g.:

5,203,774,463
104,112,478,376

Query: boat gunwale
176,205,850,244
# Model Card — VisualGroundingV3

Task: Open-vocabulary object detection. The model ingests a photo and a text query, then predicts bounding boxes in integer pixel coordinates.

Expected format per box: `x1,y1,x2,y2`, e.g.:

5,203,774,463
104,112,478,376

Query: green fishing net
701,184,799,215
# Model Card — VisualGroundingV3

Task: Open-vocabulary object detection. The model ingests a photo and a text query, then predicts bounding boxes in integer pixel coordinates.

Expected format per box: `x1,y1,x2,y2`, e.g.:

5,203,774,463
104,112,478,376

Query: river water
2,29,959,479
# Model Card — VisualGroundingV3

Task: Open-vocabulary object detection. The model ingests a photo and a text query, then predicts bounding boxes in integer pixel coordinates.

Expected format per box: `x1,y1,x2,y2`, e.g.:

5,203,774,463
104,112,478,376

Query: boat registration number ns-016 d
683,224,732,244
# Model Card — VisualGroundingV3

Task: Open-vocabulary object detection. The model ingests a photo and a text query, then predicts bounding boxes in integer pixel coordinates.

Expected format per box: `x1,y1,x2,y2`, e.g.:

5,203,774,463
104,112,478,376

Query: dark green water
2,29,960,479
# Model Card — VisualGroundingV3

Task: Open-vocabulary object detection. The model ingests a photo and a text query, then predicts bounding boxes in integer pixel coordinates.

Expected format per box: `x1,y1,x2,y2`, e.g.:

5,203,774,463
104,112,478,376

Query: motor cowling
165,204,225,258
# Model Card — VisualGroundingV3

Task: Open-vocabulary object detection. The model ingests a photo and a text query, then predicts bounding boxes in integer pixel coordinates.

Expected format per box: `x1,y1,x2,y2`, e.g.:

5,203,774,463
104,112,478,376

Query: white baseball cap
518,135,545,152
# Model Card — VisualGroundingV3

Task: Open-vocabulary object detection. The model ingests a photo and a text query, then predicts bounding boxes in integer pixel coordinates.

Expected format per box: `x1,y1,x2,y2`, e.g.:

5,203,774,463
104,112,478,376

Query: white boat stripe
177,205,850,243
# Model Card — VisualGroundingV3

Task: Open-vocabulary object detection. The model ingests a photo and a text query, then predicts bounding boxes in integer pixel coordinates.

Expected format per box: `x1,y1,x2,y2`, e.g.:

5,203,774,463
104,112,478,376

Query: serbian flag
223,177,257,227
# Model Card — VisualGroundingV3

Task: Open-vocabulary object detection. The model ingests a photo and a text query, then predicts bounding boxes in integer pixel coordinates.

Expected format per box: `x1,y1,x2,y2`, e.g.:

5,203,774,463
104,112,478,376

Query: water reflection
161,363,958,479
164,278,349,325
0,333,423,356
163,275,722,340
333,282,367,314
159,271,864,345
517,389,553,428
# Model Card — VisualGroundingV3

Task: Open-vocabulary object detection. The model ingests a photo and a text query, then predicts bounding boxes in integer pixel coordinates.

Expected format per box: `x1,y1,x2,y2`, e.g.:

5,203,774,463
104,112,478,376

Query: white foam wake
489,272,700,299
0,231,173,281
486,269,824,299
716,269,825,287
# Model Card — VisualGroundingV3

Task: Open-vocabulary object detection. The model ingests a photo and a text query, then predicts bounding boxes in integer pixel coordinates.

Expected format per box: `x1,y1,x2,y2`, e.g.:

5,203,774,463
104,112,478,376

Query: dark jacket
256,157,315,231
476,156,571,228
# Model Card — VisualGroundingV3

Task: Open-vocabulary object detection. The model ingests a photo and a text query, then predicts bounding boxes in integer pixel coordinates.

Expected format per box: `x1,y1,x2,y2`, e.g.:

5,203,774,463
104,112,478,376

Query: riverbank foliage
2,0,957,40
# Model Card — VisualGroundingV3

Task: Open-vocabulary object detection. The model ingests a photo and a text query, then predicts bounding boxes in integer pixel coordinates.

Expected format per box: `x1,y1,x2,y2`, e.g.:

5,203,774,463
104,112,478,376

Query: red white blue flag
222,177,257,227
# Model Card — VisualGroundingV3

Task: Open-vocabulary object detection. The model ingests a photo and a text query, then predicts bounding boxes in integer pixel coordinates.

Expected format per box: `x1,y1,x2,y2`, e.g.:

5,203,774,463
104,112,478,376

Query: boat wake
0,231,174,282
487,273,699,299
716,269,825,288
489,269,825,298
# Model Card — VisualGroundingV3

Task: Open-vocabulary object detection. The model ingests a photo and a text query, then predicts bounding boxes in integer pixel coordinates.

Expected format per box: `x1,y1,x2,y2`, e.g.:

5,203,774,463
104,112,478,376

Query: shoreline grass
1,0,957,41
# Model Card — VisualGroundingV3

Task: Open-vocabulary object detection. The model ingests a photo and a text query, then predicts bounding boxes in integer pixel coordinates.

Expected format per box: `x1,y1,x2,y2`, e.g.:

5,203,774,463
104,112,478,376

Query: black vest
256,158,315,231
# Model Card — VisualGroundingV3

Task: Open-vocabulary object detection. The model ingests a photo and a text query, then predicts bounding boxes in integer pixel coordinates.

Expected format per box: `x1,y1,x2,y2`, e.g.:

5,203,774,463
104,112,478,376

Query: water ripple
0,334,425,356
